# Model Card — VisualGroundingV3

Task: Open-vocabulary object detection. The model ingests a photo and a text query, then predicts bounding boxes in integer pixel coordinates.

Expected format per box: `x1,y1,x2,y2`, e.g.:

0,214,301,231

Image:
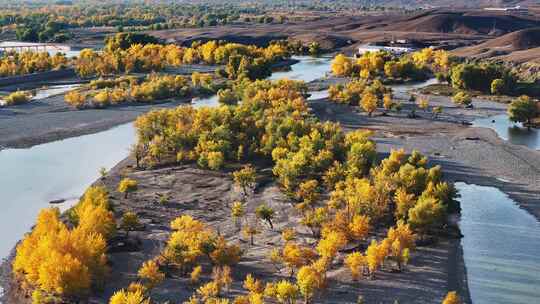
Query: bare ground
0,64,218,150
73,158,468,304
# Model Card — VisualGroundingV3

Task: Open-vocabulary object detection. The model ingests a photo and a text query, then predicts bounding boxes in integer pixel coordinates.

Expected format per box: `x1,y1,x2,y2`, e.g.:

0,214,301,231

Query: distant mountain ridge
381,10,540,35
452,27,540,63
340,0,536,8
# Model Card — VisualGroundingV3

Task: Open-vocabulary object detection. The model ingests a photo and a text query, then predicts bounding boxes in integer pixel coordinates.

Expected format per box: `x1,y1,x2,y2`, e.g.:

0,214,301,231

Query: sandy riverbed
308,90,540,220
0,61,302,150
18,158,465,304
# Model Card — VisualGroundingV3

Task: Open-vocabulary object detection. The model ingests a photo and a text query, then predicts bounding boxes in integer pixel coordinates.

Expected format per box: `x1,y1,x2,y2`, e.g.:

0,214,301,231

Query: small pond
270,55,333,82
473,114,540,150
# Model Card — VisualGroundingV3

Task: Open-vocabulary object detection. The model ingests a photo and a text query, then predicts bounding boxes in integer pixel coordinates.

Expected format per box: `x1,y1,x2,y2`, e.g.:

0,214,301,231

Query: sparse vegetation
2,90,32,106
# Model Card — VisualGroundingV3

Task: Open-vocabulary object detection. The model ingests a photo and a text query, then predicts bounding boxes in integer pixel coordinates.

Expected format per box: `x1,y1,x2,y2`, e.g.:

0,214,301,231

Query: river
457,183,540,304
0,123,135,258
270,55,333,82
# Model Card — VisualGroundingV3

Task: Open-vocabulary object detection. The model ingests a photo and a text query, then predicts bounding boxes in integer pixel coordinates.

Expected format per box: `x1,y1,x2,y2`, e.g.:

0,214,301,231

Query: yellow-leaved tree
138,259,165,290
296,265,321,304
331,54,354,77
386,220,416,271
109,289,149,304
118,178,138,198
13,208,109,298
345,252,367,281
442,291,462,304
361,91,378,116
232,165,256,198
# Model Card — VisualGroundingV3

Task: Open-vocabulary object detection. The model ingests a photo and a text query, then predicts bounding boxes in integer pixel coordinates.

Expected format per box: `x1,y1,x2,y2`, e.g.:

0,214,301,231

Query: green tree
408,195,445,235
507,95,537,130
121,212,140,237
490,78,505,95
308,42,321,56
255,203,275,230
118,178,138,198
104,32,161,52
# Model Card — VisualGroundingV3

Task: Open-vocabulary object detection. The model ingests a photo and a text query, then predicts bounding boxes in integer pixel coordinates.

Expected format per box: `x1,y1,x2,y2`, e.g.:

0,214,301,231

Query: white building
484,6,527,12
357,44,416,56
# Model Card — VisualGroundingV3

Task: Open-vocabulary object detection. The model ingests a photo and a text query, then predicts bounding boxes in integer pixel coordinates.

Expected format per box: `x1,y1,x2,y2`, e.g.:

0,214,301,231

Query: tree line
0,35,291,80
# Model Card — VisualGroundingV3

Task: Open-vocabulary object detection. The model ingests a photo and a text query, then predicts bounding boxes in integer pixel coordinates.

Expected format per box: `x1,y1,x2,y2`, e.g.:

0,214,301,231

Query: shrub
255,204,275,230
118,178,138,198
2,91,31,106
452,91,471,107
65,91,86,108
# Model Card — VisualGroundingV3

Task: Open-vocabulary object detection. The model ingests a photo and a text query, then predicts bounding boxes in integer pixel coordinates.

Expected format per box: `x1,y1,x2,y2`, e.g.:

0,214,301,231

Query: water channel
457,183,540,304
473,114,540,150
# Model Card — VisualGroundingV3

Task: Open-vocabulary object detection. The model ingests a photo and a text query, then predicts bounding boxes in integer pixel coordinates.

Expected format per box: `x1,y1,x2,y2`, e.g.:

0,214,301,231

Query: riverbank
0,59,302,150
308,77,540,219
0,93,191,150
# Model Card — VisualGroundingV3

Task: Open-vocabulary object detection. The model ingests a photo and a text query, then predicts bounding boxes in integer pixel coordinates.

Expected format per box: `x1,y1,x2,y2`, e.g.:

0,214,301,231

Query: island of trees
13,75,464,304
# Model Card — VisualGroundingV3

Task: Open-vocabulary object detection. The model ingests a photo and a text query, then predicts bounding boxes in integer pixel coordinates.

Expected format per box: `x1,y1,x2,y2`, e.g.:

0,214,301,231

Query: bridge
0,43,71,54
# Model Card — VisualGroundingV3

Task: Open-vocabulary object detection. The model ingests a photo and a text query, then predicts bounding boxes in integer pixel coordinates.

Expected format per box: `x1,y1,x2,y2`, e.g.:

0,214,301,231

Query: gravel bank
308,90,540,220
0,93,192,149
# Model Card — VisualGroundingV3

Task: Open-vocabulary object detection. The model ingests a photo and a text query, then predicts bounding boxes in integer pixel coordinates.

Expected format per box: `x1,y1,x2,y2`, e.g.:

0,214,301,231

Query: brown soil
145,9,540,53
382,10,540,36
452,27,540,63
61,157,466,304
145,12,499,54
